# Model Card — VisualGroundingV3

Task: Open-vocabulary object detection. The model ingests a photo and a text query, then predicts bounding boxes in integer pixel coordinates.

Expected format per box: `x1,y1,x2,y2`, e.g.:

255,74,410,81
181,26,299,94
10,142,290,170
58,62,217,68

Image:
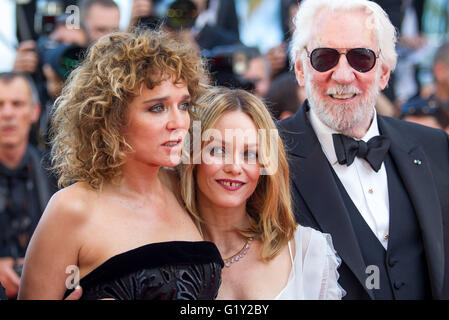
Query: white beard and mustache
304,67,380,134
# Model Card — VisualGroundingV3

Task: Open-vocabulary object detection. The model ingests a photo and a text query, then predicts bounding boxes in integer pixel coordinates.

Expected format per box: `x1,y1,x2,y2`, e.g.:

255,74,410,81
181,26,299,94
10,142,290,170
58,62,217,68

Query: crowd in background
1,0,449,299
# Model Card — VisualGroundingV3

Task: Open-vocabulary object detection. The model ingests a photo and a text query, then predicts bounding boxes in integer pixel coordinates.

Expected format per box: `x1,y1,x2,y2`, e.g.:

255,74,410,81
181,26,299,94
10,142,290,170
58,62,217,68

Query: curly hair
180,87,297,261
51,29,209,189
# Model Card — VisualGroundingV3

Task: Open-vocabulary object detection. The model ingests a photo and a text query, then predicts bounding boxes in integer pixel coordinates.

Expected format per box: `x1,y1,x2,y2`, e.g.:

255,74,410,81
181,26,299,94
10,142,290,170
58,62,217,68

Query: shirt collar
308,107,380,165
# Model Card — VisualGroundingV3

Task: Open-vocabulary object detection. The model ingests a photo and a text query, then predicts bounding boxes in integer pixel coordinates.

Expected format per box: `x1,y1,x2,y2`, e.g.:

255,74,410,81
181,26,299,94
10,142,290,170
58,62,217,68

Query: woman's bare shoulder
18,183,98,299
43,182,98,225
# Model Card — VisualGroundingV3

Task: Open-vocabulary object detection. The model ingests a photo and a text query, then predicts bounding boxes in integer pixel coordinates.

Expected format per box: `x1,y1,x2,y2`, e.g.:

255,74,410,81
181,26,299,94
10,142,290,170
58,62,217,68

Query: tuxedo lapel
280,104,374,299
378,116,445,297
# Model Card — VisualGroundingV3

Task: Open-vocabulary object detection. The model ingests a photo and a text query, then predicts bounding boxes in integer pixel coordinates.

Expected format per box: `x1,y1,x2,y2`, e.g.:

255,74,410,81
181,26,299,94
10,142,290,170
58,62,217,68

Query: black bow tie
332,134,391,172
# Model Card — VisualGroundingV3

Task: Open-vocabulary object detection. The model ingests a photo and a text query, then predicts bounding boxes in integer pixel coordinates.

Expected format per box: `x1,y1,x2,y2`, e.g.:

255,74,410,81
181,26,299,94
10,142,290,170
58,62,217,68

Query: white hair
290,0,398,71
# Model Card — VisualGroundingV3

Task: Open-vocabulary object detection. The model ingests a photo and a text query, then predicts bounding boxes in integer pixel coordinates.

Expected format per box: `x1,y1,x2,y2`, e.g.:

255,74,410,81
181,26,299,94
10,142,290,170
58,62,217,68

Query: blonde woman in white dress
180,87,345,299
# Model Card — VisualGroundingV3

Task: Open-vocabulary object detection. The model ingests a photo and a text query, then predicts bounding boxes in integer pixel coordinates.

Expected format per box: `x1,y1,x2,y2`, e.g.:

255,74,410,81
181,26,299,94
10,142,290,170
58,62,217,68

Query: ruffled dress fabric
64,241,223,300
275,226,346,300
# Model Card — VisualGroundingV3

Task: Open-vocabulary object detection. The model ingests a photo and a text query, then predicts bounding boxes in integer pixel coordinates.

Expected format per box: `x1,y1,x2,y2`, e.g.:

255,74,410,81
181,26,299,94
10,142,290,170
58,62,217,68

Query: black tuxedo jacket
278,101,449,299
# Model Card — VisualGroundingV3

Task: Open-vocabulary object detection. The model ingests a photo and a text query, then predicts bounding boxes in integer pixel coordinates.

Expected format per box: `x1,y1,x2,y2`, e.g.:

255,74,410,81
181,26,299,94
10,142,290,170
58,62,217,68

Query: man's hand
13,40,39,74
43,64,63,100
265,43,287,77
0,257,20,299
64,286,83,300
129,0,153,29
64,286,115,300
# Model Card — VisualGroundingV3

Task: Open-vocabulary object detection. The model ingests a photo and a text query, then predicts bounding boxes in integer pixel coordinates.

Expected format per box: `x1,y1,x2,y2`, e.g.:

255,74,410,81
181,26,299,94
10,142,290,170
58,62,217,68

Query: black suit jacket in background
278,101,449,299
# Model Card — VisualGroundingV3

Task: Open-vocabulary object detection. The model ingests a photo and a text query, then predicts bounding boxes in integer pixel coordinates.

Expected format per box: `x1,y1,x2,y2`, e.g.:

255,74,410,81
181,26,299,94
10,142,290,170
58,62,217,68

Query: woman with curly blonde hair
180,87,344,299
18,29,224,300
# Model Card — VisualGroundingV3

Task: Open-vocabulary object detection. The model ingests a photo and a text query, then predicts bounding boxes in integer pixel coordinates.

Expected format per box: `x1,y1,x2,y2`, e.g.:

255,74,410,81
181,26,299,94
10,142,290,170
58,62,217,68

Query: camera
36,36,85,80
203,45,256,91
33,1,85,80
35,0,64,36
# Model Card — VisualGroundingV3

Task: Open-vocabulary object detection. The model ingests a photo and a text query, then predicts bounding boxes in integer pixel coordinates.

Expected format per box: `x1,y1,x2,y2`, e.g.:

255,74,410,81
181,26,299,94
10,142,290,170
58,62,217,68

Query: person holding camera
0,72,57,299
14,0,121,148
13,13,87,149
13,0,86,93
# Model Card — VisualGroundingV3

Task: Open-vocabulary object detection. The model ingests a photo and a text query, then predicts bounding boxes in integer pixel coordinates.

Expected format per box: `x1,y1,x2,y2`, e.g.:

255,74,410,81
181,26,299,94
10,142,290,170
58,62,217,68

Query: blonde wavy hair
180,87,297,261
51,29,209,189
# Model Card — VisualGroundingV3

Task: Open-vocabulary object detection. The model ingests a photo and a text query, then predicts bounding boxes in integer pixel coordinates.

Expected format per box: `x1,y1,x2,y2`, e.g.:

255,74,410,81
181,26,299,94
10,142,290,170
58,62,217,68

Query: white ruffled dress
274,226,346,300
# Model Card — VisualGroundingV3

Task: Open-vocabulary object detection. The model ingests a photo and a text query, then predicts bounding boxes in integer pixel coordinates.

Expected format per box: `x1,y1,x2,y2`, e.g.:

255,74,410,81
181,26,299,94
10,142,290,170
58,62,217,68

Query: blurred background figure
242,50,271,98
427,41,449,116
400,95,449,132
265,72,304,121
129,0,256,91
375,93,400,118
263,0,300,78
391,0,427,108
13,12,87,149
0,0,21,73
233,0,299,78
116,1,304,98
128,0,154,29
0,72,56,299
400,40,449,133
129,0,242,50
80,0,120,44
12,0,122,149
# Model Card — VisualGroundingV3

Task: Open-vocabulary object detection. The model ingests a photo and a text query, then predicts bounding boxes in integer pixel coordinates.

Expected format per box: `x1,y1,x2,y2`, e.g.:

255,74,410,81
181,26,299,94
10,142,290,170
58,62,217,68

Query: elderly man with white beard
278,0,449,300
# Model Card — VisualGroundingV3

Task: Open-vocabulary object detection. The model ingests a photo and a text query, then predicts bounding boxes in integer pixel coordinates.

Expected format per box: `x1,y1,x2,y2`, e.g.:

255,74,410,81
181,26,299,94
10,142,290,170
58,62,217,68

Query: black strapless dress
64,241,223,300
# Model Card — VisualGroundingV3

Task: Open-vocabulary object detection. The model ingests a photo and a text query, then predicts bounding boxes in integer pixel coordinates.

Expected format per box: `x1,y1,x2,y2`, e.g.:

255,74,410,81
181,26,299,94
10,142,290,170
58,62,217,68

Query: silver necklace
223,237,253,267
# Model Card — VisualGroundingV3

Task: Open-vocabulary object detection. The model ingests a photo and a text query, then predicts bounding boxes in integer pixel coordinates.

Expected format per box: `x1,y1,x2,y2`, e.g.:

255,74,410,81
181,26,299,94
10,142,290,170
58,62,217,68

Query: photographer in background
14,0,121,149
128,0,153,30
242,50,271,98
131,0,255,90
130,0,240,50
13,14,87,149
80,0,120,44
13,0,83,100
0,72,56,299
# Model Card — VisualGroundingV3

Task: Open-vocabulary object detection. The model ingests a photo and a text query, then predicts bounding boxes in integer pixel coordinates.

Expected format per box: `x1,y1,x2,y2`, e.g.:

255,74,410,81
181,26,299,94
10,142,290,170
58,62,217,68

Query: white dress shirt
308,108,390,249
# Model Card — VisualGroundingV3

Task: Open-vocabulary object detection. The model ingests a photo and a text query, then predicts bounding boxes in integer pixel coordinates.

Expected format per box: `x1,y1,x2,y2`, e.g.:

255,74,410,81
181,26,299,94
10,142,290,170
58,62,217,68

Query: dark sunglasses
305,47,380,73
